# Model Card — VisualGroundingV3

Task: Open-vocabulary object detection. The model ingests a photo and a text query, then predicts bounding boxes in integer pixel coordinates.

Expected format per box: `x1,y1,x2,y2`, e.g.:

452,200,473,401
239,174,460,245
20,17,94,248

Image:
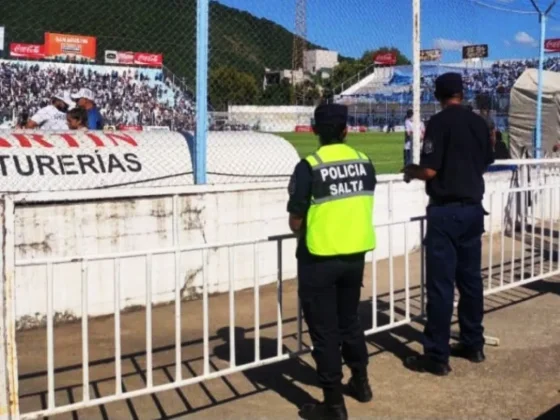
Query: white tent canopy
509,69,560,158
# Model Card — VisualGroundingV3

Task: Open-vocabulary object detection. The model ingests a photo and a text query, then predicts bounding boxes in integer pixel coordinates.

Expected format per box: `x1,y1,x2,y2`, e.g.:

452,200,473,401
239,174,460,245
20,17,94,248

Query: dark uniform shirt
287,155,377,261
420,105,495,204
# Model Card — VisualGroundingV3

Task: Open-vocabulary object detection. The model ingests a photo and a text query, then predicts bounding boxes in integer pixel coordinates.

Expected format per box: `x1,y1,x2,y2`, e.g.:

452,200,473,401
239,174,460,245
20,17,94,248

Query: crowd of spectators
0,60,196,130
421,57,560,108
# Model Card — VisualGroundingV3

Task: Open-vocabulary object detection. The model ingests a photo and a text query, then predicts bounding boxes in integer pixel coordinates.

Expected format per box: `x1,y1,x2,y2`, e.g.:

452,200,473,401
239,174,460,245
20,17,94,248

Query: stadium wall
11,169,530,329
227,106,314,132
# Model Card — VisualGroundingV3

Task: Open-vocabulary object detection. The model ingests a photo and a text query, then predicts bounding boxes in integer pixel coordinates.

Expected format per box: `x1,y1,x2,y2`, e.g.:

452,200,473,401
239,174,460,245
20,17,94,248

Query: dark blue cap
435,72,463,100
314,103,348,125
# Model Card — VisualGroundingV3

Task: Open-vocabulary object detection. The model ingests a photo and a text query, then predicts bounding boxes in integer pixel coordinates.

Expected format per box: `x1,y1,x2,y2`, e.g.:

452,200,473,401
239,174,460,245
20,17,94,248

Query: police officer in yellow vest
287,103,376,420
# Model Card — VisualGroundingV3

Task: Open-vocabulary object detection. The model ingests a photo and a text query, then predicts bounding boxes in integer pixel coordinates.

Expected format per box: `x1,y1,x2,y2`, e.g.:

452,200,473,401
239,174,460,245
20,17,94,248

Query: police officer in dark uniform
287,104,376,420
402,73,494,376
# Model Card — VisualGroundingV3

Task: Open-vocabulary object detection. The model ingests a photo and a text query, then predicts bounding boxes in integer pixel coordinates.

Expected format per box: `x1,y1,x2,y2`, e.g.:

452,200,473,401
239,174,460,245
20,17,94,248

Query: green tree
209,66,259,111
361,47,411,66
260,79,293,105
295,80,322,106
331,60,368,91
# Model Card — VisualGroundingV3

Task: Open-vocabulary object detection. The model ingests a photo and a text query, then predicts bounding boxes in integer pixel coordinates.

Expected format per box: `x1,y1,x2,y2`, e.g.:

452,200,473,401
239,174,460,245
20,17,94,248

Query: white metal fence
1,159,560,419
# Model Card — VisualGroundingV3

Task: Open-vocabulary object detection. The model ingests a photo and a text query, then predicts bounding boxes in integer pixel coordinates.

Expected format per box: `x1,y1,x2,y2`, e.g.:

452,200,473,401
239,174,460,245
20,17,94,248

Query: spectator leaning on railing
24,91,74,130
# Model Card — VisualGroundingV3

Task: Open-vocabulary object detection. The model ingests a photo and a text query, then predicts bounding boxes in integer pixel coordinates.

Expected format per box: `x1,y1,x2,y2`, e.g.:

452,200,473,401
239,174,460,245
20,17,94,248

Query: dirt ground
15,233,560,420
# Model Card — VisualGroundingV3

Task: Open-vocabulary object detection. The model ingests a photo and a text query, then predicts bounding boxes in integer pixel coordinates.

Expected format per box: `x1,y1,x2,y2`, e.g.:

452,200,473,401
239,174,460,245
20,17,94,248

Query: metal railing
13,215,424,419
4,158,560,419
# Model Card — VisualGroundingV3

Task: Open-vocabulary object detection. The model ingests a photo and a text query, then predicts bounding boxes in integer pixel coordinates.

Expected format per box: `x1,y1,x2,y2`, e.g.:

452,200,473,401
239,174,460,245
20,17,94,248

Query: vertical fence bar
371,249,378,329
404,224,410,320
173,195,182,382
531,189,536,279
540,188,545,275
412,0,422,164
46,263,55,410
487,194,494,290
389,225,395,324
81,261,90,402
146,254,153,388
195,0,210,184
228,247,236,367
253,243,261,362
500,192,506,287
276,239,283,357
420,219,426,317
557,187,560,272
297,297,303,352
520,167,527,281
0,197,19,418
549,187,554,274
510,192,517,284
202,249,210,375
114,259,122,395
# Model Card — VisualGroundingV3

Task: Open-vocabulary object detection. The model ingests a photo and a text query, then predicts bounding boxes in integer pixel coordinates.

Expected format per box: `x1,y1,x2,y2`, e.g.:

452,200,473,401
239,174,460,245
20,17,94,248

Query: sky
217,0,560,63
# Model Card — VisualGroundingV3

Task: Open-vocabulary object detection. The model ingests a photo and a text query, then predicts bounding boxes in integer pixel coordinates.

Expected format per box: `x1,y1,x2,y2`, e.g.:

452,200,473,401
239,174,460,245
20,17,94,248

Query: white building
304,49,339,76
263,68,306,88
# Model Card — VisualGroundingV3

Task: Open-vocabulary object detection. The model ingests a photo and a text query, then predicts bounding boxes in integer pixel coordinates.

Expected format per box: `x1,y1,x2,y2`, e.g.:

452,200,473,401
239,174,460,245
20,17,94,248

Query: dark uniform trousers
298,256,369,402
423,203,486,363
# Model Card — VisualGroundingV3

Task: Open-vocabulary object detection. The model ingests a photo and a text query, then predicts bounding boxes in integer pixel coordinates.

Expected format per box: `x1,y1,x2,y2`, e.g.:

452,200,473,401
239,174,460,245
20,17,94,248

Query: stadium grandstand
336,57,560,130
2,54,560,134
0,59,196,130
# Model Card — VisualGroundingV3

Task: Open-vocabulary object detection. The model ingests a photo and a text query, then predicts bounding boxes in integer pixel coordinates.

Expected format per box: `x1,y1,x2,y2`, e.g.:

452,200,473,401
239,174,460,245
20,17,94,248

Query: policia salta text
287,104,376,420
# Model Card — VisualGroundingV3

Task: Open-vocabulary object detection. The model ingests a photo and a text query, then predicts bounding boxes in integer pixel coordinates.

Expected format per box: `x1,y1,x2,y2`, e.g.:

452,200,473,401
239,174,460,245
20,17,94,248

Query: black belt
429,198,481,207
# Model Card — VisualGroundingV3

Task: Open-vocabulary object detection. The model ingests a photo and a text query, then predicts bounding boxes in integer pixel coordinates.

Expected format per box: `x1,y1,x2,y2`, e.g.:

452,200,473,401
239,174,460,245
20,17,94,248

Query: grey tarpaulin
509,69,560,159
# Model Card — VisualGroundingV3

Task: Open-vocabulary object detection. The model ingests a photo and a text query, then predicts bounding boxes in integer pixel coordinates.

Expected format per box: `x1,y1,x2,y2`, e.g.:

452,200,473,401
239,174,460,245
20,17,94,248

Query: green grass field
277,132,405,174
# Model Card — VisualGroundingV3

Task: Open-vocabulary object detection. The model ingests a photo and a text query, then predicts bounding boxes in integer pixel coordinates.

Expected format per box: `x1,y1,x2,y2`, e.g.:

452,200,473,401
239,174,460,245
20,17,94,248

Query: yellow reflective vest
304,143,376,256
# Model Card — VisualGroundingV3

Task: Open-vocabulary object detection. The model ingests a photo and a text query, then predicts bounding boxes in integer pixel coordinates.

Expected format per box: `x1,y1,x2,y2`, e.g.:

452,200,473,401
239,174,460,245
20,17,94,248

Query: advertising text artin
0,132,141,177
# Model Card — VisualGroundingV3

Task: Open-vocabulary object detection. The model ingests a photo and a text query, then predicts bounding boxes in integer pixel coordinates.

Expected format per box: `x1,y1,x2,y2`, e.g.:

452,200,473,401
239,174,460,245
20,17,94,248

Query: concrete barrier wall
12,169,547,329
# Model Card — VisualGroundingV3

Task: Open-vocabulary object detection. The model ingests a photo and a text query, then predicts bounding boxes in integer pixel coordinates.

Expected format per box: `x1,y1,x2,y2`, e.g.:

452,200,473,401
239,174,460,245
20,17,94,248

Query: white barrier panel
0,131,302,191
0,130,192,192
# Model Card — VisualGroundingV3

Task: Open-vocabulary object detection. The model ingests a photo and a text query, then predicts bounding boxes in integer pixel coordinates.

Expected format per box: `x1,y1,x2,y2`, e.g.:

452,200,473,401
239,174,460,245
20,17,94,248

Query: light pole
530,0,557,158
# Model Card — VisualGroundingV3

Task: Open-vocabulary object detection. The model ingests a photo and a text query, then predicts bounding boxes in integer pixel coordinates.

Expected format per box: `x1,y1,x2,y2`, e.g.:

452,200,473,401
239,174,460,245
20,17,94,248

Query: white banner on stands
0,131,192,192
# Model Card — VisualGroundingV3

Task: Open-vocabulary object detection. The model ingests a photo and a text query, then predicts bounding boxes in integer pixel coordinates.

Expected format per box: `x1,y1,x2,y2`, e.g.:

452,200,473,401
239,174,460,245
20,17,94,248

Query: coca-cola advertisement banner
545,38,560,53
374,52,397,66
10,43,45,59
104,50,162,67
133,52,163,67
105,50,134,65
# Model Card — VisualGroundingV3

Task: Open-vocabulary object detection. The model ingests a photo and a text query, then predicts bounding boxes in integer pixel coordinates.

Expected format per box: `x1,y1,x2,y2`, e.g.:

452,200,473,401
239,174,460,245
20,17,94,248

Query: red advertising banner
545,38,560,53
105,50,134,65
133,52,163,67
374,52,397,66
44,32,97,61
118,124,143,131
295,125,313,133
348,126,367,133
10,43,45,59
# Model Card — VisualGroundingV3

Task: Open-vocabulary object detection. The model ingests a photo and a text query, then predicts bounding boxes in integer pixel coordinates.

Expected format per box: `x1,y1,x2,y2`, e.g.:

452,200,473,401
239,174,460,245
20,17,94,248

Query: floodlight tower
292,0,307,105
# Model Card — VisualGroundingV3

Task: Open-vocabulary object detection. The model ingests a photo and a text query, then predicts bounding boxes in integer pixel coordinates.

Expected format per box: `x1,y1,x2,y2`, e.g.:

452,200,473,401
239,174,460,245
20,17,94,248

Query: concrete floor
15,233,560,419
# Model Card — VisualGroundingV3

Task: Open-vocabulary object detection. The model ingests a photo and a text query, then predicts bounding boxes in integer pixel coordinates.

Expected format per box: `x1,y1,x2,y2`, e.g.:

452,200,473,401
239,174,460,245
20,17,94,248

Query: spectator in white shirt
26,92,74,130
404,109,425,166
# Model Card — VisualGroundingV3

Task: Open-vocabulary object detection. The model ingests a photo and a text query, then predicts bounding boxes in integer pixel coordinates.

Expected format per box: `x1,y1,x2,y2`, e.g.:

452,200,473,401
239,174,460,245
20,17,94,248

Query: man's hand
401,165,414,183
401,164,437,182
289,214,303,234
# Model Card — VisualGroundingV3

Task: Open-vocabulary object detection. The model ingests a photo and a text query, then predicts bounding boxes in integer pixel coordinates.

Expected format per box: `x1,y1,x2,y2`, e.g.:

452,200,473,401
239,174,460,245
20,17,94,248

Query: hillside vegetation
0,0,321,83
0,0,409,108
